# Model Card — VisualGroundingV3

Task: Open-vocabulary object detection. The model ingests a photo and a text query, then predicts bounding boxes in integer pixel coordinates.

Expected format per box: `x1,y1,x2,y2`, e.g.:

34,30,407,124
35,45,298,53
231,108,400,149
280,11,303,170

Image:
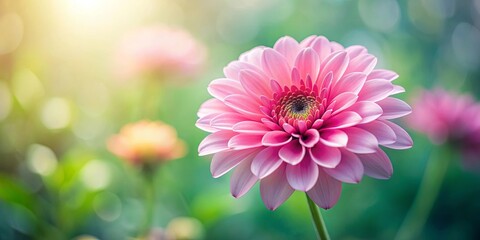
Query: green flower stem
395,147,451,240
141,168,156,237
306,194,331,240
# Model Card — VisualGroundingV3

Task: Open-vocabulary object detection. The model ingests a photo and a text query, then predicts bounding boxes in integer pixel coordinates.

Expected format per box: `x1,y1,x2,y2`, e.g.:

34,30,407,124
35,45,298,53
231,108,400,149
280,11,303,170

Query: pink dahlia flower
114,25,207,80
108,120,186,165
196,36,413,210
407,88,480,170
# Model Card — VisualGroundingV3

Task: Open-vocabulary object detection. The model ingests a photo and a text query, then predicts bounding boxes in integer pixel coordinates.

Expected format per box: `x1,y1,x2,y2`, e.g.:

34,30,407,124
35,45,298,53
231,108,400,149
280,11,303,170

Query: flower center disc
281,95,318,120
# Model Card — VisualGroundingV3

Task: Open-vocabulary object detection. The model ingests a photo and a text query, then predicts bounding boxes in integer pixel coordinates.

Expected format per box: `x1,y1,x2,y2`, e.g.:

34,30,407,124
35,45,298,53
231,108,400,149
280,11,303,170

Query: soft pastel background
1,0,480,239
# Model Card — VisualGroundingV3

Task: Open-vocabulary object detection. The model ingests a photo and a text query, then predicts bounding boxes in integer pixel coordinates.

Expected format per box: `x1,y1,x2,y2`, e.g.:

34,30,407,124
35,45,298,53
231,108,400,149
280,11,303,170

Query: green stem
395,147,451,240
141,170,156,237
306,194,331,240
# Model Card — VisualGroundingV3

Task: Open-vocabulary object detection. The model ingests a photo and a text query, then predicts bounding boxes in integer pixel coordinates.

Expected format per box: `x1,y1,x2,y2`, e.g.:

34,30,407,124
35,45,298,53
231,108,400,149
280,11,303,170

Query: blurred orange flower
108,120,186,165
114,25,207,81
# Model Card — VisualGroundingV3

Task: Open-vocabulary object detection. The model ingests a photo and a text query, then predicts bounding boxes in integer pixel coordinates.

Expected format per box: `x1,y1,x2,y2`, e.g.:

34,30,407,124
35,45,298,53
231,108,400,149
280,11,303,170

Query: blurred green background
1,0,480,239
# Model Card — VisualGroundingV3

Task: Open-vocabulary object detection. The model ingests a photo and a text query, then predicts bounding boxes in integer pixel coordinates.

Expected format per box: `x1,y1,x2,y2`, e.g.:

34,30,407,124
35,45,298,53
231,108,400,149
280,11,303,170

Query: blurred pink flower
114,25,207,80
108,120,186,165
407,88,480,170
196,36,413,210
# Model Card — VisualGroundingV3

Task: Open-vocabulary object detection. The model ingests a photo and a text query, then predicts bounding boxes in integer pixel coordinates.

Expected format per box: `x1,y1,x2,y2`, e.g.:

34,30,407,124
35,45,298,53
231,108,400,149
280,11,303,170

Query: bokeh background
1,0,480,239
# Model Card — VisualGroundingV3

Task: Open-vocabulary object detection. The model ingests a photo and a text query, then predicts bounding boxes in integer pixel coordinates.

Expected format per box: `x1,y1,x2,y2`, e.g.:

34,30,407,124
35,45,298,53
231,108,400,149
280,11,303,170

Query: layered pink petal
319,129,348,147
367,69,399,81
299,129,320,148
239,69,271,98
260,164,294,210
274,36,301,65
344,127,378,154
262,131,292,146
286,155,319,191
224,94,264,119
251,147,283,178
228,134,263,150
211,149,257,178
233,121,270,134
230,157,258,198
307,169,342,209
210,112,249,130
358,79,394,102
331,72,366,96
294,48,321,82
261,49,292,86
323,111,362,129
198,131,236,156
377,97,412,119
348,101,383,124
279,139,306,165
357,121,396,145
309,143,341,168
357,148,393,179
317,51,349,86
324,150,364,183
208,78,244,100
382,121,413,149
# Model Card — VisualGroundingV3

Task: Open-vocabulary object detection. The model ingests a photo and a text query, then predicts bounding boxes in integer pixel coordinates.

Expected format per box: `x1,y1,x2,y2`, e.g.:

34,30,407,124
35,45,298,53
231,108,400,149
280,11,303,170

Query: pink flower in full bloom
108,120,186,166
114,25,207,80
407,88,480,170
196,36,413,210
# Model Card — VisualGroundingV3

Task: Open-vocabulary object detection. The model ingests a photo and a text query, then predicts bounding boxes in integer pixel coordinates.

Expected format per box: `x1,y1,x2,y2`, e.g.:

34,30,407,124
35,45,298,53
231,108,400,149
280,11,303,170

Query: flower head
108,120,186,165
196,36,413,210
114,25,207,81
407,88,480,170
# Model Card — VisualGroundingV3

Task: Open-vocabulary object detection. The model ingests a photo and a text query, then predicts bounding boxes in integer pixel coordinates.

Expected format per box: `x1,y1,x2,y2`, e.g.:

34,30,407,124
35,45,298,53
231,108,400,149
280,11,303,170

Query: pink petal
208,78,244,100
261,49,291,86
210,112,249,130
294,48,321,82
331,72,367,96
223,60,266,80
307,169,342,209
233,121,270,134
377,97,412,119
381,121,413,149
330,92,359,114
309,36,331,62
348,101,383,124
230,157,258,198
344,127,378,154
309,143,341,168
228,134,263,150
357,148,393,179
317,51,349,86
286,155,319,191
345,45,367,59
323,111,362,129
211,149,257,178
358,79,394,102
239,47,265,66
345,54,377,74
262,131,292,146
367,69,399,81
273,36,300,65
279,139,306,165
196,114,219,133
324,150,364,183
390,85,405,95
319,129,348,147
299,129,320,148
224,94,264,119
260,164,294,210
198,131,236,156
357,121,396,145
197,98,231,118
251,147,283,178
239,69,271,98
